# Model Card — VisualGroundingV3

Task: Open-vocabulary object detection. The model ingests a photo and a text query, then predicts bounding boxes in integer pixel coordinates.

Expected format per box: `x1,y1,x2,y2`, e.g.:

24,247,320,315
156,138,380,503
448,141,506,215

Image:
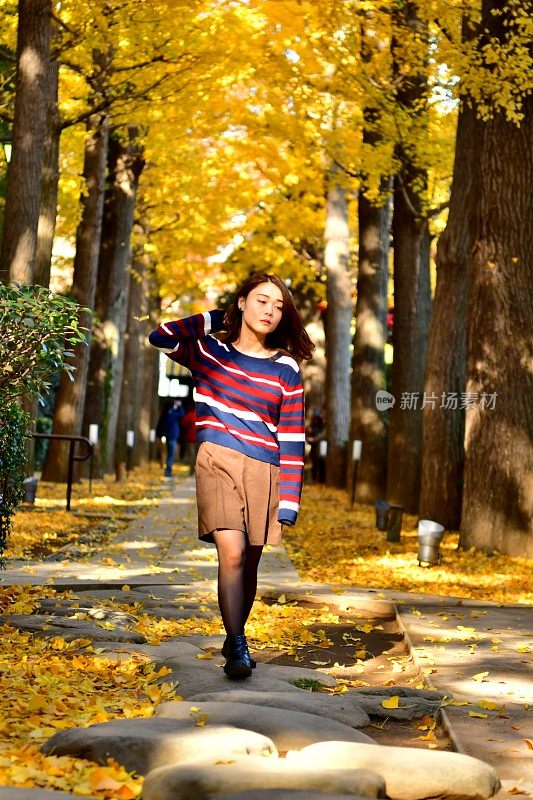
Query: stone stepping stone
75,589,149,603
35,600,138,626
155,701,375,752
288,741,501,800
142,756,385,800
217,793,371,800
0,615,147,644
88,640,203,660
150,659,314,697
346,686,445,720
133,585,217,600
140,607,218,621
158,655,337,686
189,690,370,728
0,790,87,800
42,718,275,775
153,658,336,699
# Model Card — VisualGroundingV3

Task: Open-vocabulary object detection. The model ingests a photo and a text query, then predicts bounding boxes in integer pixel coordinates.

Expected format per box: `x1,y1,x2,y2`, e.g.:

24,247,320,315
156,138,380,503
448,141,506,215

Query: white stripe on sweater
194,389,277,432
279,501,300,512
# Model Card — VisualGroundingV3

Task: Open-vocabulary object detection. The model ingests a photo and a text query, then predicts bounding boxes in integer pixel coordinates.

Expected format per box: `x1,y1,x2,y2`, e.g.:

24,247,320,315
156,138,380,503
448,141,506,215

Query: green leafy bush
0,283,90,561
0,403,28,560
0,283,88,403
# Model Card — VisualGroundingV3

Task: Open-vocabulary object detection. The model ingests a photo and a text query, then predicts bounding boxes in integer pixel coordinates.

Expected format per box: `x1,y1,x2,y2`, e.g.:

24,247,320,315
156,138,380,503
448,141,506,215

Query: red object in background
180,409,196,443
387,308,394,331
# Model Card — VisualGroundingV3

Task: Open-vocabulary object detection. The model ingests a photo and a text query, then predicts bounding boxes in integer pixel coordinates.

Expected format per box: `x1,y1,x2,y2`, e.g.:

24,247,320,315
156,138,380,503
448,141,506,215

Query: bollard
375,499,390,531
22,476,38,504
386,504,403,542
417,519,445,566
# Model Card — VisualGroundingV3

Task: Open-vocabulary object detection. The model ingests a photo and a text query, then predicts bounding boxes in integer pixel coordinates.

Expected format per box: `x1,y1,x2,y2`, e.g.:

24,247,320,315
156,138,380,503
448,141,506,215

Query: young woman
149,273,314,678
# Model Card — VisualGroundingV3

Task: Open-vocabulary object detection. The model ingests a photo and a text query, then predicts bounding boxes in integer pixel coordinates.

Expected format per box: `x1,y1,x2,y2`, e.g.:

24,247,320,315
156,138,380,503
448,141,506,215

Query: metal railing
32,433,93,511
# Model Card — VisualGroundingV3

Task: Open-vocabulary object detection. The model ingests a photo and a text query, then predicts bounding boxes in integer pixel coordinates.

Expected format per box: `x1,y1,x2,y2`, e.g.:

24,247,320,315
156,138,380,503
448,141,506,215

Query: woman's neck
233,326,271,356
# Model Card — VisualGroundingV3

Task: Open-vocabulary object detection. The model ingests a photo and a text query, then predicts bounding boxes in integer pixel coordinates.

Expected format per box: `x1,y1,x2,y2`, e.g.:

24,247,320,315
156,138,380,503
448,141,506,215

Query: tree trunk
41,115,109,481
134,261,158,468
461,94,532,557
419,107,478,528
81,128,144,477
34,52,59,288
350,188,390,502
147,277,163,467
387,1,431,514
114,253,145,480
114,274,134,482
0,0,51,284
324,174,352,487
387,198,431,513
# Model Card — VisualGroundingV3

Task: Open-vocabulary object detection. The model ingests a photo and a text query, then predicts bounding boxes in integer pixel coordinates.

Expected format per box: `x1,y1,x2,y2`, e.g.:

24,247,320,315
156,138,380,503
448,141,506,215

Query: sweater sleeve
148,310,225,368
277,365,305,526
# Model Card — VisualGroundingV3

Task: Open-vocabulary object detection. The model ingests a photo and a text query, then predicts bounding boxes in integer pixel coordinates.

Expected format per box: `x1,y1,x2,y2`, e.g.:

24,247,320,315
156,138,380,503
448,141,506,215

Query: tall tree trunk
81,128,144,477
419,106,478,528
41,115,109,481
134,260,157,468
114,273,134,482
0,0,51,284
350,185,390,502
114,254,145,480
461,95,532,557
387,199,431,512
324,172,352,487
386,1,431,513
147,279,163,466
34,53,59,287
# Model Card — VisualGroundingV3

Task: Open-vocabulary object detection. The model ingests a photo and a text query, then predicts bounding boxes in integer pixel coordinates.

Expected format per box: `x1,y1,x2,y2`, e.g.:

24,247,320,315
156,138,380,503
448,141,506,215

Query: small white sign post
350,439,363,508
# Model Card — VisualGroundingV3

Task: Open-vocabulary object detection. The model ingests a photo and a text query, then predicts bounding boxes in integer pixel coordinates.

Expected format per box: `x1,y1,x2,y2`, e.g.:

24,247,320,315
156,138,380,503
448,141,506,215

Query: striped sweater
149,310,305,526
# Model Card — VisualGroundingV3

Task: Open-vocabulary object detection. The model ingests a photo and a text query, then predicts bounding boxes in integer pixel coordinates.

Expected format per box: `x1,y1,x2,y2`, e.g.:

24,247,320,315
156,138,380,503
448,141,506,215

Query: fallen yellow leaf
479,700,499,711
382,696,399,709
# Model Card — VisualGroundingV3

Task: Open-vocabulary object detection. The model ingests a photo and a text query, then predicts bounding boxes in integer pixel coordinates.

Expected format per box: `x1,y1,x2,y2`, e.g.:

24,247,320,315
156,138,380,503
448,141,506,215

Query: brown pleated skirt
195,441,282,546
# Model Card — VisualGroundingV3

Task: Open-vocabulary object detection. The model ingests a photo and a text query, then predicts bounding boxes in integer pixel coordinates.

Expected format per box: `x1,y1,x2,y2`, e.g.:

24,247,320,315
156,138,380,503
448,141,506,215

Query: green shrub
0,283,88,403
0,403,28,561
0,283,90,562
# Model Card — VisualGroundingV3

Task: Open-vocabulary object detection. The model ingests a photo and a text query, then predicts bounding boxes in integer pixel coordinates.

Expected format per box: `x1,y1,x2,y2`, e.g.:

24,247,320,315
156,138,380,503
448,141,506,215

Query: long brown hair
221,272,315,362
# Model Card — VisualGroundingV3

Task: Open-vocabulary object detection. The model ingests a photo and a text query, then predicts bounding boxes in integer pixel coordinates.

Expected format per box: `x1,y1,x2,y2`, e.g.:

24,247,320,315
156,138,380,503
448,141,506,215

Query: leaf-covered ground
285,485,533,605
6,465,172,561
1,471,530,796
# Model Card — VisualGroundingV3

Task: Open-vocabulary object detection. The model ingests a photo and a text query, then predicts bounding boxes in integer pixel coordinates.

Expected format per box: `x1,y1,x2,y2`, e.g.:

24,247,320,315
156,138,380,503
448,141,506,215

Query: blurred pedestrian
161,399,184,477
306,408,326,483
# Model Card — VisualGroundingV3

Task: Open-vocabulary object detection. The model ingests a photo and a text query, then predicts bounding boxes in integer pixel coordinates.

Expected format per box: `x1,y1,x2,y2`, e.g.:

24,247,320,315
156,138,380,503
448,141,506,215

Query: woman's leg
212,529,246,636
242,541,263,627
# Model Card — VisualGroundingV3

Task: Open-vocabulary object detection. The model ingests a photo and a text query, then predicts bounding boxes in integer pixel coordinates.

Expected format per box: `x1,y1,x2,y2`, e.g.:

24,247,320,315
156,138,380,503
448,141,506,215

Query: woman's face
239,281,284,336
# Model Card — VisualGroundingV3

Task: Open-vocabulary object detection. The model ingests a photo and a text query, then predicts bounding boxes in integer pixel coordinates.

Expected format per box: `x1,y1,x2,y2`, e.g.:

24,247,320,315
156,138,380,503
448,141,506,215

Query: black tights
212,529,263,637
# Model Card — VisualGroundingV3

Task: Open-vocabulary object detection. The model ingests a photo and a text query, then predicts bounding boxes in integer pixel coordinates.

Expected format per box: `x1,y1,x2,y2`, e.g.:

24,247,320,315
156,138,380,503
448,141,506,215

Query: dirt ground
253,599,452,751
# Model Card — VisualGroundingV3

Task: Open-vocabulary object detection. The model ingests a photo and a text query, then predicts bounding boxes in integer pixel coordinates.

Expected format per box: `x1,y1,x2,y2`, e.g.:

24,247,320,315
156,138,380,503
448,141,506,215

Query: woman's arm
148,310,225,366
277,366,306,526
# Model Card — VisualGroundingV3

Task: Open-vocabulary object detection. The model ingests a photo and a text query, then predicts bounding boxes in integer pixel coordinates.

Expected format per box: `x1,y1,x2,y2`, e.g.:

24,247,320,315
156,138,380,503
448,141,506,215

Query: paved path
2,476,531,797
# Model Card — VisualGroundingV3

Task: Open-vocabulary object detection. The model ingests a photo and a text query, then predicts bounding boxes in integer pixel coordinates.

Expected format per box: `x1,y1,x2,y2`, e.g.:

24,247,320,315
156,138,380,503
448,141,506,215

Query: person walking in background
305,408,326,483
180,401,198,474
149,272,314,679
162,398,184,477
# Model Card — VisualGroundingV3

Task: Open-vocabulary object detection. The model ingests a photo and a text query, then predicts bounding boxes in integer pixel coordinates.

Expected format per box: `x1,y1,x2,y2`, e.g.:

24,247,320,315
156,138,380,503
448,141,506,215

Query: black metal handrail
32,433,93,511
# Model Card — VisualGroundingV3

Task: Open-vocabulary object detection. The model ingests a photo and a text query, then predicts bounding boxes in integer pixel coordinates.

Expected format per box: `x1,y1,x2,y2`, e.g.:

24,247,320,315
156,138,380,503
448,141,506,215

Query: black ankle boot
222,636,256,668
223,634,253,679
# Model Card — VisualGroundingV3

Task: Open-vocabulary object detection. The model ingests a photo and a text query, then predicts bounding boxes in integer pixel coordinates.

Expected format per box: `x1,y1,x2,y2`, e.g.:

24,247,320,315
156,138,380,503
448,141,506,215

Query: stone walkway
1,476,531,800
